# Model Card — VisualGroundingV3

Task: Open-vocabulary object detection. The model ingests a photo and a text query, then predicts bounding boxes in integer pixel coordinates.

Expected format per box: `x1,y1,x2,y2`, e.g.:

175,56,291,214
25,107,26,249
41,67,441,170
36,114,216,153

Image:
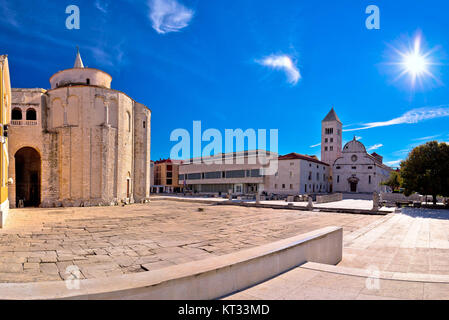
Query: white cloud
0,0,19,28
310,143,321,148
367,143,383,151
95,0,109,14
343,106,449,132
412,134,441,141
385,159,402,166
149,0,194,34
257,54,301,85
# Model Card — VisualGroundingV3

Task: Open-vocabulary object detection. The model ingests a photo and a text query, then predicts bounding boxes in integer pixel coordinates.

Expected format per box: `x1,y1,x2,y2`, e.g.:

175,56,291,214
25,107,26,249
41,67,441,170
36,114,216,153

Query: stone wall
316,193,343,204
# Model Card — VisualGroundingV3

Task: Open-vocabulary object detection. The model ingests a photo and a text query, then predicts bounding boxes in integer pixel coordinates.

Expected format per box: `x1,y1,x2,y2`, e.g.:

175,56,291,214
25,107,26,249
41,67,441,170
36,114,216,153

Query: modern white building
179,150,277,194
179,150,330,195
332,137,392,193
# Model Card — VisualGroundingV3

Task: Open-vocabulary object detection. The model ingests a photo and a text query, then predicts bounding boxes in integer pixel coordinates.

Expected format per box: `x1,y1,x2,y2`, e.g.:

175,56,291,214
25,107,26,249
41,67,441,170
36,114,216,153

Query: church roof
73,47,84,68
322,107,341,123
279,152,329,166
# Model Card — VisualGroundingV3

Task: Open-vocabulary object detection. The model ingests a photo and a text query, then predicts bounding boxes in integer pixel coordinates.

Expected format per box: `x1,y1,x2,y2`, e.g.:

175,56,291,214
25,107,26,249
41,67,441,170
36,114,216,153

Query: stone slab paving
340,208,449,274
224,265,449,300
0,200,381,283
226,207,449,300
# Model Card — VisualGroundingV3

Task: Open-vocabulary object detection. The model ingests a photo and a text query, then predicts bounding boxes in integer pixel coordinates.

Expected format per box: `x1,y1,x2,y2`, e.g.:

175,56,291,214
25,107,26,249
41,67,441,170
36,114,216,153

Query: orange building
152,159,184,193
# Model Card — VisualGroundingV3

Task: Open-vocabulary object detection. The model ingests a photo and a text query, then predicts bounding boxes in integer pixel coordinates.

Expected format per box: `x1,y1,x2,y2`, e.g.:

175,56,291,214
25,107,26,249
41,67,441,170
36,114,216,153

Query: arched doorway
348,176,359,193
15,147,41,207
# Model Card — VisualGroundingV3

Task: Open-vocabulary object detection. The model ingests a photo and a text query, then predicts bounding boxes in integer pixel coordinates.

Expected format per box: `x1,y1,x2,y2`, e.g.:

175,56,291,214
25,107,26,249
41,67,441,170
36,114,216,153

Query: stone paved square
0,199,382,283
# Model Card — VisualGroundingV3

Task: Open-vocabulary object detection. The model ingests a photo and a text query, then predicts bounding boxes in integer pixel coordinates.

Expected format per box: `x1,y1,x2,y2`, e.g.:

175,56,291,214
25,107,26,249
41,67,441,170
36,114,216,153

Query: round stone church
8,50,151,208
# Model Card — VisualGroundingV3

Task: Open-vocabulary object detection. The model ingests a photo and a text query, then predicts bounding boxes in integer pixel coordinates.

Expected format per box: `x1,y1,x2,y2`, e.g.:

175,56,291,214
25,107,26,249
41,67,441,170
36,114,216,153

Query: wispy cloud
310,142,321,148
0,0,19,28
385,159,402,166
257,54,301,85
343,106,449,132
367,143,383,151
412,134,441,141
95,0,109,14
149,0,194,34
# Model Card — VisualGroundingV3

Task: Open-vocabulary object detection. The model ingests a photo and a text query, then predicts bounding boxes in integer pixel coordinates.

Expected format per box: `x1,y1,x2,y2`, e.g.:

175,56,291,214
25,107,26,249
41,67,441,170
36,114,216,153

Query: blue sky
1,0,449,167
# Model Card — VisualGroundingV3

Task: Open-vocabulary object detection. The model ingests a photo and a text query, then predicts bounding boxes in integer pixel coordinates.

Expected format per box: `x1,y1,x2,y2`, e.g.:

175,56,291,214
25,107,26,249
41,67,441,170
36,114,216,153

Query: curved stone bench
0,226,342,300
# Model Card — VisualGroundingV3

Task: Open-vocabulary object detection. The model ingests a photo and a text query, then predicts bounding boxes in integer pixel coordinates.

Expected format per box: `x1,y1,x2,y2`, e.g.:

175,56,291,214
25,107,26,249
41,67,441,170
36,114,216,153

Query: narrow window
86,78,90,85
369,175,372,184
143,121,146,128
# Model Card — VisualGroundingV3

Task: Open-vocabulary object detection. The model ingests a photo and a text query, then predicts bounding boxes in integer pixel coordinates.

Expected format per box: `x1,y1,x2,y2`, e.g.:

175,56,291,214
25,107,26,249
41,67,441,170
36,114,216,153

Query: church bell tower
321,107,342,166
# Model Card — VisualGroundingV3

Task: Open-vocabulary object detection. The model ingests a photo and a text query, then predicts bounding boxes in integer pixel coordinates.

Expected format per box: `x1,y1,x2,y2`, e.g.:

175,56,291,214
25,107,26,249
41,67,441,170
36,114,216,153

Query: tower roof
322,107,341,123
73,47,84,68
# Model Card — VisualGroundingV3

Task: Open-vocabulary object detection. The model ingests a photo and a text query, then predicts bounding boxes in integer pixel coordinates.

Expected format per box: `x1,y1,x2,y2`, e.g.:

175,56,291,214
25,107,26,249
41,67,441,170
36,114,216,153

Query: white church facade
321,108,392,194
332,138,392,193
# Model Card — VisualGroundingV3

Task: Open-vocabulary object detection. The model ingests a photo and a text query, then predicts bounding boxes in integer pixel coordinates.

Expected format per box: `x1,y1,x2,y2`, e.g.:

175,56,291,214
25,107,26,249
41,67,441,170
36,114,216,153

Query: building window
143,121,146,128
325,147,328,151
290,162,294,166
289,171,293,178
12,108,22,120
368,166,373,169
336,166,341,169
330,138,333,143
167,165,173,171
282,184,285,189
290,184,293,189
86,78,90,85
352,166,357,170
325,138,328,143
26,108,37,120
337,176,340,183
166,179,172,185
330,146,333,151
316,172,319,180
308,172,312,180
325,128,334,134
274,184,278,189
305,184,307,192
369,175,372,184
126,111,131,132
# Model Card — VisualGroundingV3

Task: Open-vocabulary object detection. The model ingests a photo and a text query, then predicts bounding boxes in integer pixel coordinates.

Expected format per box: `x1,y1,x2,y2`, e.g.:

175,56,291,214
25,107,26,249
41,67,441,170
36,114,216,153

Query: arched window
12,108,22,120
26,108,37,120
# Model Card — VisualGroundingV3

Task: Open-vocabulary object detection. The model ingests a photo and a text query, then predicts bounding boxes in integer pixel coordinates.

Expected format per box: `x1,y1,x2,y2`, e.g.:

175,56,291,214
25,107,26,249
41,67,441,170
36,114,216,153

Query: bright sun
403,52,428,76
390,34,439,87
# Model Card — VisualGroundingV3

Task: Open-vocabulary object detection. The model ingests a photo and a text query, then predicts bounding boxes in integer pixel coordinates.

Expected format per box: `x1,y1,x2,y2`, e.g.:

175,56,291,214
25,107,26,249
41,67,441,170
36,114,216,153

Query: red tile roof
278,153,329,166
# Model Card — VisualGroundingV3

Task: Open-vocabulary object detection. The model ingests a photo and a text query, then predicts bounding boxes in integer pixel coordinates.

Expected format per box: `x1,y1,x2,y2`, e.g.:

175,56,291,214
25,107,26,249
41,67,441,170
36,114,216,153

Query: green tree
382,170,402,192
400,141,449,205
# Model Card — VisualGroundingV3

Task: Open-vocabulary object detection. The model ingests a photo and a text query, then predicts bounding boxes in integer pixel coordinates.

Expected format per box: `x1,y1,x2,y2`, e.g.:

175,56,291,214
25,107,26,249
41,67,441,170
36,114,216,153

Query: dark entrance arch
15,147,41,207
348,176,359,193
